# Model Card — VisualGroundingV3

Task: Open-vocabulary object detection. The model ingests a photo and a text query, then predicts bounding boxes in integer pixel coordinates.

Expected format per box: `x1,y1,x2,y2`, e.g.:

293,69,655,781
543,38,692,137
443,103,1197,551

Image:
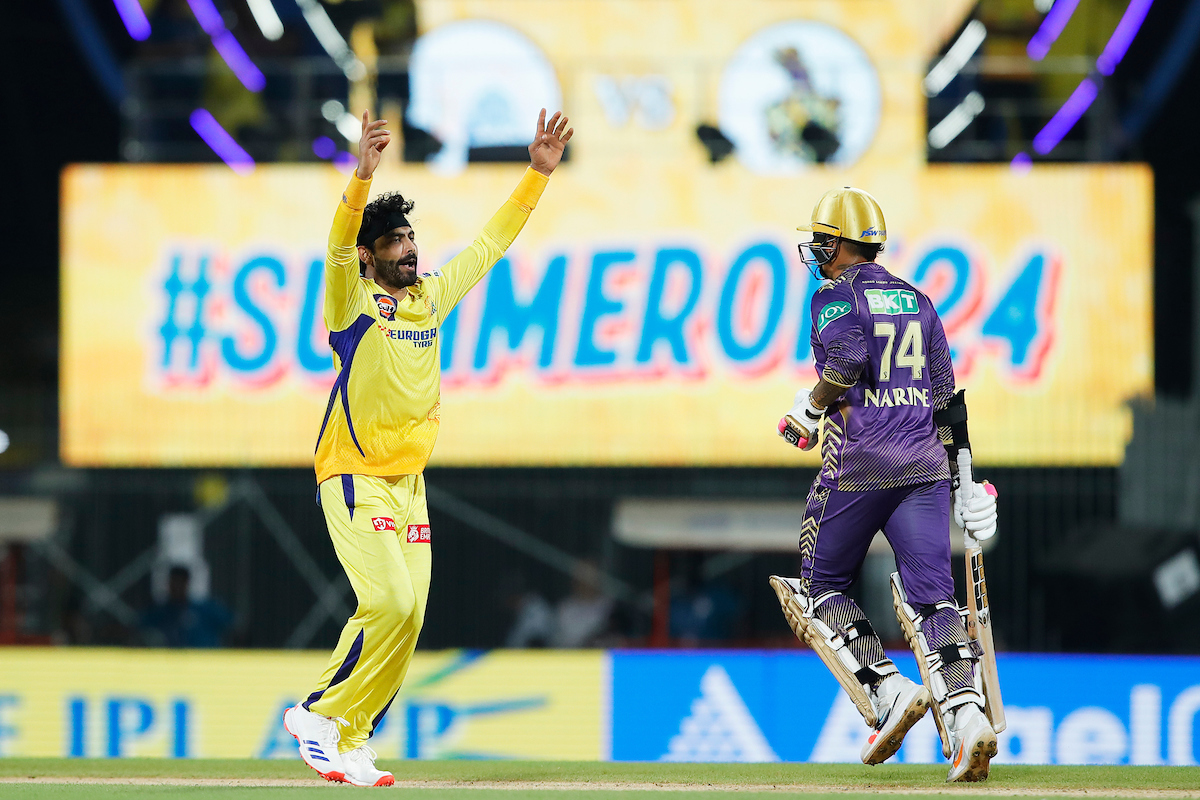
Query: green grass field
0,760,1197,799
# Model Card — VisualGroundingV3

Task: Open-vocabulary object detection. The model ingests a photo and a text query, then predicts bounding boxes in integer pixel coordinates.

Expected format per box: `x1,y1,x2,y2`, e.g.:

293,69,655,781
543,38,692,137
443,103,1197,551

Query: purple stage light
187,0,266,92
1098,0,1156,75
112,0,151,41
1010,152,1033,172
1028,0,1082,60
333,151,357,172
1033,77,1099,155
190,109,255,175
312,136,337,159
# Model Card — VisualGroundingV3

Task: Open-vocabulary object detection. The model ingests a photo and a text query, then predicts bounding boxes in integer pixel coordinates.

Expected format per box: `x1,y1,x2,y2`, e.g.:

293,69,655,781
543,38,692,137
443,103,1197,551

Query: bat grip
956,449,977,548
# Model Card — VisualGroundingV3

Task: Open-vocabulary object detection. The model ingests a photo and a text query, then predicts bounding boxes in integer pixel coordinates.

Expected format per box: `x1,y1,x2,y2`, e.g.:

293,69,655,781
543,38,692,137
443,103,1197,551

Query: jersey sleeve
429,167,549,316
325,173,372,332
928,312,956,411
812,288,869,388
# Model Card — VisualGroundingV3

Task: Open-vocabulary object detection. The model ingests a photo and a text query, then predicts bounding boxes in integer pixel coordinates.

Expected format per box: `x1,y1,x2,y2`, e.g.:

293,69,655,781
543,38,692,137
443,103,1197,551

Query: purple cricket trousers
799,479,954,607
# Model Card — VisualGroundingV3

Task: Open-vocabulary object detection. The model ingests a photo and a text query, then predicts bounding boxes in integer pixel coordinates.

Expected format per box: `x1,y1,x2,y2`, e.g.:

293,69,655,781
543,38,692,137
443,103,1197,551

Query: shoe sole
343,774,396,787
862,688,931,766
283,708,346,784
948,730,999,782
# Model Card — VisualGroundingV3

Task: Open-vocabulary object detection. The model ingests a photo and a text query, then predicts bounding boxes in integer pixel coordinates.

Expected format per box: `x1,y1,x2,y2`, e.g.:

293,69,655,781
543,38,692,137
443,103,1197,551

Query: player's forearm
330,173,372,249
810,377,851,409
480,167,549,250
324,174,371,328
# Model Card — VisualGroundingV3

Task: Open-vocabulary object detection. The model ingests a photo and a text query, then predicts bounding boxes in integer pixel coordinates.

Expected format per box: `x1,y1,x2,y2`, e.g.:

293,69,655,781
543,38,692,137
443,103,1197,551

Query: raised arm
433,110,573,315
324,113,390,332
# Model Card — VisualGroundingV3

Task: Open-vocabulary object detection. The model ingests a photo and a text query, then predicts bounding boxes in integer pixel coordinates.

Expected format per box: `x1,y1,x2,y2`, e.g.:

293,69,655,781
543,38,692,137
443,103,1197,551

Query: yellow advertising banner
0,648,604,759
60,0,1152,467
61,163,1151,467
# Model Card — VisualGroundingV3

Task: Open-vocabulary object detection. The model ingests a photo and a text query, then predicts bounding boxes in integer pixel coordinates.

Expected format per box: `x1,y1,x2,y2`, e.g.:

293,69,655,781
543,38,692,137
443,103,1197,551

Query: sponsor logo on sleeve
407,524,432,544
372,517,397,532
864,289,918,315
375,294,397,321
816,301,852,332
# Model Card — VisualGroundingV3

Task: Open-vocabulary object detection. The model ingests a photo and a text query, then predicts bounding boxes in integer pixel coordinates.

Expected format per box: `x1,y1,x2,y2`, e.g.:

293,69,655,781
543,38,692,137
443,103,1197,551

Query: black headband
356,212,411,248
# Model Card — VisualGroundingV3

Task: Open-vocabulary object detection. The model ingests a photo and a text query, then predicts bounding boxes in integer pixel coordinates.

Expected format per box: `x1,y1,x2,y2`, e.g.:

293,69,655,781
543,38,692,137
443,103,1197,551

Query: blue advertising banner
609,651,1200,765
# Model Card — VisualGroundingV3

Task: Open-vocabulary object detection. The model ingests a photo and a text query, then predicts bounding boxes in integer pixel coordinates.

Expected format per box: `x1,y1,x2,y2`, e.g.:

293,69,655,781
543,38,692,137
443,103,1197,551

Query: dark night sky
1,0,1197,401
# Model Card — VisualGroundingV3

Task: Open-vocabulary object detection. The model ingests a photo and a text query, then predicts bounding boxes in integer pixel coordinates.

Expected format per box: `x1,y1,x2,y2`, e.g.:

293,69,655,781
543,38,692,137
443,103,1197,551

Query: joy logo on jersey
407,524,431,544
816,301,852,333
865,289,918,315
375,294,397,321
372,517,397,532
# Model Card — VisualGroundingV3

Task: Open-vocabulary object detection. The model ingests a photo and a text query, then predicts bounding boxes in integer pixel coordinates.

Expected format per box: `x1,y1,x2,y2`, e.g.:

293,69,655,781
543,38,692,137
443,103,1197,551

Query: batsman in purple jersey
769,187,1000,782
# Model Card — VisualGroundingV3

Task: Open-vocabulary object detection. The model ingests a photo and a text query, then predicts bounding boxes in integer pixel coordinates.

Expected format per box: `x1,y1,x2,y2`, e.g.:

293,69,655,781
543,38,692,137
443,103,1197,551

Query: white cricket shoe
860,674,930,765
945,704,998,782
282,703,348,783
342,744,395,787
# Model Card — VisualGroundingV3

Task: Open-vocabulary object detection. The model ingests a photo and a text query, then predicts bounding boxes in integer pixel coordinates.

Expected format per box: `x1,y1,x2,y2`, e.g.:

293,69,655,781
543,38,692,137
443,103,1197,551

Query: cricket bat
957,450,1007,733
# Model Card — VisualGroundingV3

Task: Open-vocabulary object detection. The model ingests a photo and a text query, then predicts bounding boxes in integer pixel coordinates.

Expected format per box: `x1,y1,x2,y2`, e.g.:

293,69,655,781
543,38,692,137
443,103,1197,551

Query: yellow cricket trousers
305,473,432,751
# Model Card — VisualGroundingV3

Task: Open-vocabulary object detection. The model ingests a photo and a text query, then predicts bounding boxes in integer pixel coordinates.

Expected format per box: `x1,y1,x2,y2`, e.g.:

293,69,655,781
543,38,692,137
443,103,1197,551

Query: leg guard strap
891,573,984,759
770,576,894,727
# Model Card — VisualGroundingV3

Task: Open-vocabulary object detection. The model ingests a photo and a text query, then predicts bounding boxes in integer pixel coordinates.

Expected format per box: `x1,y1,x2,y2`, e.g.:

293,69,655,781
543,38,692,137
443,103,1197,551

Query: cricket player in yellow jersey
283,108,573,787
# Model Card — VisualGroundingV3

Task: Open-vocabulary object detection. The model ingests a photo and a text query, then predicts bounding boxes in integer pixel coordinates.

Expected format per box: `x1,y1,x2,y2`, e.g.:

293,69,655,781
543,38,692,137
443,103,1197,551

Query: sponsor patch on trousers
407,524,431,544
372,517,396,532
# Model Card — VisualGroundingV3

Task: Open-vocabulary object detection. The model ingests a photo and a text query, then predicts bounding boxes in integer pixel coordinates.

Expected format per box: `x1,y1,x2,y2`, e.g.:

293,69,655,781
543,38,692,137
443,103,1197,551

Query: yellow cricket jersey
314,167,549,484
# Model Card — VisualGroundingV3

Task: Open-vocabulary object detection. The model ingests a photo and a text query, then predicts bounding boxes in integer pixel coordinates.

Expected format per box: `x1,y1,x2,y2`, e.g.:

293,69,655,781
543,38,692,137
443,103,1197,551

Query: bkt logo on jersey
865,289,918,315
372,517,397,532
375,294,397,321
407,524,431,544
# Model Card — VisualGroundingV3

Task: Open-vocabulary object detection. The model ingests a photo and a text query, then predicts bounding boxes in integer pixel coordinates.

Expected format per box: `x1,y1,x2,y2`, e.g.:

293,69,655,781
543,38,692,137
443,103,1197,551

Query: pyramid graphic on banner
661,664,779,762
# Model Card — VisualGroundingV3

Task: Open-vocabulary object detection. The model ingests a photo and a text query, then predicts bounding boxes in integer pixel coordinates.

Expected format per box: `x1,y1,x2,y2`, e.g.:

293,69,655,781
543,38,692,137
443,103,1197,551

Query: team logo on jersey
375,294,397,321
816,301,852,332
372,517,397,532
406,524,431,544
865,289,918,315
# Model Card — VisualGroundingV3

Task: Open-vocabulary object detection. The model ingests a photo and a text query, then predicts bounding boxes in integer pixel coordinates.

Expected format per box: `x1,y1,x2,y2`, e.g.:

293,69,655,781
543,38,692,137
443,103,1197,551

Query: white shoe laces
316,714,349,746
345,744,378,766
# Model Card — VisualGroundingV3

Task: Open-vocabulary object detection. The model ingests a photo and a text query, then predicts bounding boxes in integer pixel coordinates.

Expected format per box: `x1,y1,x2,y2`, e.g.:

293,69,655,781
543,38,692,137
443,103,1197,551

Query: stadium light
190,109,256,174
0,429,8,455
187,0,267,92
924,20,987,97
1097,0,1156,74
294,0,367,81
245,0,284,42
1028,0,1082,59
111,0,151,41
928,92,985,149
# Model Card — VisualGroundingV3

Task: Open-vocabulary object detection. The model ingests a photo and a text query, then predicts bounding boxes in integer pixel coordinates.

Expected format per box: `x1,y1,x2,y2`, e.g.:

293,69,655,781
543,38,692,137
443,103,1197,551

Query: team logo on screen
375,294,397,321
718,21,881,173
407,524,432,544
372,517,397,532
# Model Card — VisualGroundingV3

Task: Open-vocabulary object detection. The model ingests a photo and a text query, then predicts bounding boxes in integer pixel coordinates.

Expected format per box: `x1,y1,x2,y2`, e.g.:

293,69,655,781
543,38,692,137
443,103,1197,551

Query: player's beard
375,255,418,289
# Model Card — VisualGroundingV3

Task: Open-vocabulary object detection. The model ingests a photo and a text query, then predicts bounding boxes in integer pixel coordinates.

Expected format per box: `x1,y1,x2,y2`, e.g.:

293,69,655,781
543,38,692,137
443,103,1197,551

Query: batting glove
777,388,823,451
955,481,998,541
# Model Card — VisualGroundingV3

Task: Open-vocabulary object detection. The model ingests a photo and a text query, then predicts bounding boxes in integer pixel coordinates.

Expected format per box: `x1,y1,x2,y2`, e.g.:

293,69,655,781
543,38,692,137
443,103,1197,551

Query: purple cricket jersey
809,262,954,491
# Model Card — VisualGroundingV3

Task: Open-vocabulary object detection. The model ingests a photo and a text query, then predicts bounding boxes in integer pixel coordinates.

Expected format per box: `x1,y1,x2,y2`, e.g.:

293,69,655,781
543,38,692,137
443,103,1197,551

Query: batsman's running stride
282,108,573,786
770,187,1001,782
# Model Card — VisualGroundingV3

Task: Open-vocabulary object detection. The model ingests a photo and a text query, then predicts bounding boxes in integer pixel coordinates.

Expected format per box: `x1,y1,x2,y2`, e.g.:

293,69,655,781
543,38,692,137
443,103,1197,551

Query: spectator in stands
141,565,232,648
550,559,616,648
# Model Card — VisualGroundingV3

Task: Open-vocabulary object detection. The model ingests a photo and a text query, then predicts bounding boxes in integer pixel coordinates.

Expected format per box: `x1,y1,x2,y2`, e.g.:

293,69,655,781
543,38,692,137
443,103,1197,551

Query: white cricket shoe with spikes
861,674,930,765
282,703,348,783
945,703,998,782
342,744,395,787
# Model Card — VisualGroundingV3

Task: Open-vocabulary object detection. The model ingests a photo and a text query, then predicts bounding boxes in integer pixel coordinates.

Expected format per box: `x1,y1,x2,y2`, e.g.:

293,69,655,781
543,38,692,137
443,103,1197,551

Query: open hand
528,109,573,176
356,111,390,180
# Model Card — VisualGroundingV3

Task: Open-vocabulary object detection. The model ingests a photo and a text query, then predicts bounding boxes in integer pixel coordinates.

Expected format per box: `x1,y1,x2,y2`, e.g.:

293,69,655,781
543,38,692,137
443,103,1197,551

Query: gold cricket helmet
796,186,887,245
